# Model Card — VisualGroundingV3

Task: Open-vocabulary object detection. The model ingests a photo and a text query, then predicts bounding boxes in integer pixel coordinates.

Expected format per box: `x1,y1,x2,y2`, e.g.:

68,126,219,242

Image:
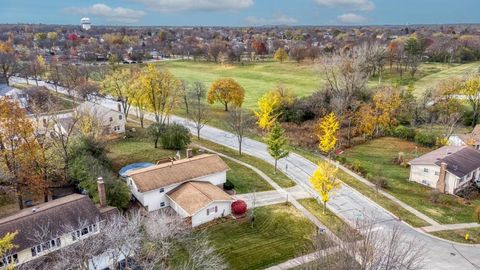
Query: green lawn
298,198,362,242
430,227,480,244
194,138,295,188
156,60,321,110
154,60,480,109
224,159,272,194
206,204,315,270
341,137,480,224
294,148,430,228
412,61,480,96
105,123,177,171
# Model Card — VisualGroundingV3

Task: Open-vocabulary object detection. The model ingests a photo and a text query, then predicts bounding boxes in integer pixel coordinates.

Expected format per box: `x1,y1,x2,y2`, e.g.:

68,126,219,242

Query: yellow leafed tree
255,90,281,131
309,161,340,213
274,48,288,63
139,64,181,124
0,231,18,269
316,112,339,155
207,78,245,111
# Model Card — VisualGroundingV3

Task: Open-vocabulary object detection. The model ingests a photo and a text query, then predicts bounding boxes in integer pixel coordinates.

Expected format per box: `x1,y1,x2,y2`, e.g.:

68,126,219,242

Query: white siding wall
445,172,460,194
191,201,232,227
409,164,440,188
167,197,189,218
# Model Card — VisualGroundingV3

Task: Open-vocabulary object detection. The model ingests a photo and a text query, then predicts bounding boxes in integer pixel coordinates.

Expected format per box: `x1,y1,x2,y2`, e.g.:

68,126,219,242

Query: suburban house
0,84,29,109
449,125,480,149
0,181,118,269
76,101,126,135
408,146,480,194
124,154,235,227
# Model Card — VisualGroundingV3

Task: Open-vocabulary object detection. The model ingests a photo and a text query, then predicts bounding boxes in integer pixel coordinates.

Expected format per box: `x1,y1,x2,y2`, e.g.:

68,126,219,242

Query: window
421,180,428,185
160,202,165,207
159,188,164,193
30,238,61,257
119,115,123,120
206,206,218,215
71,223,98,241
434,171,439,176
0,254,18,267
423,168,429,173
109,117,113,122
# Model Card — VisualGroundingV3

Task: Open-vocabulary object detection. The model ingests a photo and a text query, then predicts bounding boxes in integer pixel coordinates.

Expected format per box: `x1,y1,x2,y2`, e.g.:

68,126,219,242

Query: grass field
341,137,480,224
154,60,480,109
430,227,480,244
156,60,321,109
298,198,362,242
223,159,272,194
206,204,315,270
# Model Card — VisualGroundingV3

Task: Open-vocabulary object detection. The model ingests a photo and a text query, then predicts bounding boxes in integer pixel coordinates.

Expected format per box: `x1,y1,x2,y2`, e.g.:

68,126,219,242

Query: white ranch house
124,154,234,227
408,146,480,194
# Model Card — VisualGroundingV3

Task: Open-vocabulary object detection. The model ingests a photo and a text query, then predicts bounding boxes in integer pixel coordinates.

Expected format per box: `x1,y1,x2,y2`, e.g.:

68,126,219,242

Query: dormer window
159,188,164,193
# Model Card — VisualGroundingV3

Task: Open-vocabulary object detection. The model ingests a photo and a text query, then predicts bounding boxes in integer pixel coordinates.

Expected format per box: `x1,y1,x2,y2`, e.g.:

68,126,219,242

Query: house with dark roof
0,181,117,269
408,146,480,194
124,154,234,227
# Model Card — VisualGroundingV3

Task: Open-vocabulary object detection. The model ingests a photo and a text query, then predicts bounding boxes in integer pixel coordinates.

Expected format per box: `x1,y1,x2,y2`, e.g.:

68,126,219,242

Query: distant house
124,154,234,227
0,181,118,269
76,101,126,135
408,146,480,194
0,84,29,109
448,125,480,150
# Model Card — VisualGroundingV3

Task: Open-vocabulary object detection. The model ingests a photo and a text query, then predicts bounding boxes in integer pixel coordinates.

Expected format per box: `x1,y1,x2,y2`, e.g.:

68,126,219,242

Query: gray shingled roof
0,194,102,253
434,147,480,178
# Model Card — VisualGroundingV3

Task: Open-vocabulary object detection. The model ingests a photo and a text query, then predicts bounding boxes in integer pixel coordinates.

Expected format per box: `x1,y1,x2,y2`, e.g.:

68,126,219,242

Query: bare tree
179,232,227,270
138,210,190,270
188,81,210,139
302,218,425,270
318,49,369,146
227,107,253,155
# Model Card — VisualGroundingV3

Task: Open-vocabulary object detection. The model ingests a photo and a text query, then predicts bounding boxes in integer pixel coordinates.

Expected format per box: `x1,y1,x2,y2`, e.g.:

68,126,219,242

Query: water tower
81,17,91,31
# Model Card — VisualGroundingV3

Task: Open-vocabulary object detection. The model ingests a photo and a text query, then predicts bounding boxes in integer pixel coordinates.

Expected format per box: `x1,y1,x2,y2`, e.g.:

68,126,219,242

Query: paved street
18,77,480,270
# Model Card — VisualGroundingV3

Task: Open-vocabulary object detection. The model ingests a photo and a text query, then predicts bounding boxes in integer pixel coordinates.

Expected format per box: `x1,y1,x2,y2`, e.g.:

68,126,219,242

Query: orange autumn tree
207,78,245,111
0,100,48,208
357,87,401,138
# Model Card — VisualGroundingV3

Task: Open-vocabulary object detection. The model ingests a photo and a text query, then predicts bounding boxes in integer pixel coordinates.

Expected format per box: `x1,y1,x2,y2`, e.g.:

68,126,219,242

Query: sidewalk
265,248,337,270
421,223,480,233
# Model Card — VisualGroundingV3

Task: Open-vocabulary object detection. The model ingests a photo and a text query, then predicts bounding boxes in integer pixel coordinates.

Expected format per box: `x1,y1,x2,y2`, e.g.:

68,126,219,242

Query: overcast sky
1,0,480,26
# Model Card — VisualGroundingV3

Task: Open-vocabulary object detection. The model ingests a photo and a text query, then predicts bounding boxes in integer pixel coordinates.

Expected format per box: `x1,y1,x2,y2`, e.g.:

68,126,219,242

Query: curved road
14,78,480,270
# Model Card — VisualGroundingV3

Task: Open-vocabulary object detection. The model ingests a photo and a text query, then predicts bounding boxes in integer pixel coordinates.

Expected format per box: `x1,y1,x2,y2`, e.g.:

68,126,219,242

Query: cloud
314,0,375,11
337,13,366,24
65,3,146,23
245,14,297,26
135,0,254,12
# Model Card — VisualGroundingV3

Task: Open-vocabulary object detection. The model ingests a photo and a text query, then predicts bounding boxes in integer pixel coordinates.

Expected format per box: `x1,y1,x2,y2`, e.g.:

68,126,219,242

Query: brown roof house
0,180,118,269
125,154,234,227
408,146,480,194
448,125,480,150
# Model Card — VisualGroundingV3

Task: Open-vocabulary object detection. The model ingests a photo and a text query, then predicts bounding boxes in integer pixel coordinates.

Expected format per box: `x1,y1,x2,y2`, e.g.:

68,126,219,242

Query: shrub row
386,125,439,148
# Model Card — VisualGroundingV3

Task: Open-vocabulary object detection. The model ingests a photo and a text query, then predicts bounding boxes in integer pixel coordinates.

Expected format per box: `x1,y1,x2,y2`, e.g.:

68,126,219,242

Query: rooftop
409,146,480,178
126,154,229,192
0,194,102,253
167,181,233,216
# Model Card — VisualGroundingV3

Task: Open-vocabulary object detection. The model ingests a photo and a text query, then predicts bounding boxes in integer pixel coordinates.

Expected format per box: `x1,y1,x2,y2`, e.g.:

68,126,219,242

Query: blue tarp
119,162,155,177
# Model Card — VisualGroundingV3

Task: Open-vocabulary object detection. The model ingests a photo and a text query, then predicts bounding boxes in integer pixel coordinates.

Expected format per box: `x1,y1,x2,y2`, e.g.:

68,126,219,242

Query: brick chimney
436,162,447,193
186,148,193,159
97,177,107,208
